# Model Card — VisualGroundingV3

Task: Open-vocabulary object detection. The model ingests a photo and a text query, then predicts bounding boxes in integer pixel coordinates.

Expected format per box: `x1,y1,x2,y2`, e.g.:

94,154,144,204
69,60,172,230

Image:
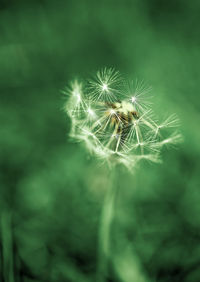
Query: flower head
64,68,181,169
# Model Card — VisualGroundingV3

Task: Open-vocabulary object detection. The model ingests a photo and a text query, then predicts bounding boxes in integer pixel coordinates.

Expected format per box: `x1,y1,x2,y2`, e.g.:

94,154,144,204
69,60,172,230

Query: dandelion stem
97,168,120,282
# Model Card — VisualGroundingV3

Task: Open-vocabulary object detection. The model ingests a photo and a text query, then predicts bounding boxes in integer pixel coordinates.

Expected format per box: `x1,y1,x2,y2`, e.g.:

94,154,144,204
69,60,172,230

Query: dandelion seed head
74,92,81,103
120,101,135,114
102,83,108,91
131,96,136,103
87,108,95,117
65,68,181,168
109,109,116,115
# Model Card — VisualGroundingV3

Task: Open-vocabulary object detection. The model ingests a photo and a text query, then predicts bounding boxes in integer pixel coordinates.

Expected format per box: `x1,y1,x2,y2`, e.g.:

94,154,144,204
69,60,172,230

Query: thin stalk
97,167,120,282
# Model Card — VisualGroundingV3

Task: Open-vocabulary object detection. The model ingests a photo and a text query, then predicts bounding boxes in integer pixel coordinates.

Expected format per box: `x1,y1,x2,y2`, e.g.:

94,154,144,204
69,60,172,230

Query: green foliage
1,1,200,281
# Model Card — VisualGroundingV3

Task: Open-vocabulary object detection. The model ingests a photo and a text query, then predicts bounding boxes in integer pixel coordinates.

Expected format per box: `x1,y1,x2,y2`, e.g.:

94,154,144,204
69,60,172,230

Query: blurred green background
1,0,200,281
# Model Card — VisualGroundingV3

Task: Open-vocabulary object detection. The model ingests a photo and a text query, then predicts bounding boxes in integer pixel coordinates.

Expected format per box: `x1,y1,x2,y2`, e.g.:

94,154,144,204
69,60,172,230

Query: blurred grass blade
1,210,14,282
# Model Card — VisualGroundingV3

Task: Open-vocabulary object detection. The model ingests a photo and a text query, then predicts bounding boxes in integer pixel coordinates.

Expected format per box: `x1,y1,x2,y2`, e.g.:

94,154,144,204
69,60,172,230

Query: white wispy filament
64,68,181,169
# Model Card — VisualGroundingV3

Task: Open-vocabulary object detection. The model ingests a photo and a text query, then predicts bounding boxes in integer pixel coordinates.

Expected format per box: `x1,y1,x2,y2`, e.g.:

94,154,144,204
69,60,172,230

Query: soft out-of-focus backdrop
1,0,200,281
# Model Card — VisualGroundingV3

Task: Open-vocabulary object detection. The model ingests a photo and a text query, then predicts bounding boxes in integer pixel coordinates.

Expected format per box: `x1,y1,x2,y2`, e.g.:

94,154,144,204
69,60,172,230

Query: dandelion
63,68,181,282
64,68,181,170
